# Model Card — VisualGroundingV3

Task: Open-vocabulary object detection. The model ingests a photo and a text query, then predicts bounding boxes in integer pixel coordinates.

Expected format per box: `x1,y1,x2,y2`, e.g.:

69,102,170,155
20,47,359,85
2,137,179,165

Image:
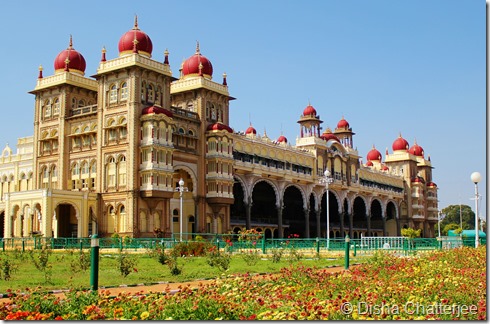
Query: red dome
245,125,257,135
337,116,350,129
277,135,288,143
54,36,86,75
118,17,153,57
320,127,339,142
207,122,233,133
182,42,213,78
392,134,409,151
366,161,373,166
367,146,382,161
381,165,389,171
409,142,424,157
427,181,437,187
303,104,317,116
141,105,173,118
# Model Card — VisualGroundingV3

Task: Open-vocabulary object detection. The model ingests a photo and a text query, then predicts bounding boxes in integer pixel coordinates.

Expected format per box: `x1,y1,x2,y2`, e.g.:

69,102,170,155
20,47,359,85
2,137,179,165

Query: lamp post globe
178,178,185,242
324,169,330,178
470,172,481,248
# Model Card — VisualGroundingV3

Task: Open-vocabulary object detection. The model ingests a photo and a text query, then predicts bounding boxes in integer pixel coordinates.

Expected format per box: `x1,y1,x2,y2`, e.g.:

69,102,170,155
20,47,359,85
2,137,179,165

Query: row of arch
231,176,400,238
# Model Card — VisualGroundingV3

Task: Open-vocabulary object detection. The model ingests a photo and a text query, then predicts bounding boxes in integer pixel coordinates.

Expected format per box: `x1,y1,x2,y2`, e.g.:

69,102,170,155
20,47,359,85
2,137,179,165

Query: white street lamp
320,169,334,249
176,178,188,242
470,172,481,248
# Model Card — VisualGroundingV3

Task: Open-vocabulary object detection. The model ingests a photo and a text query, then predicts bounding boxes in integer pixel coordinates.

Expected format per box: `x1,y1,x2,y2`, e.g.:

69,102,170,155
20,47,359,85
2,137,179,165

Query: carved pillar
366,214,371,237
277,200,284,239
340,211,345,238
304,208,310,238
245,196,252,230
382,217,387,236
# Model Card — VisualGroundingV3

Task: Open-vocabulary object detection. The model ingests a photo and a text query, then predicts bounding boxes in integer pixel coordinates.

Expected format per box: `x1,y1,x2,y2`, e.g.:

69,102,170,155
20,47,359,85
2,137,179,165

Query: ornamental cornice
31,72,98,93
96,54,172,77
171,77,230,97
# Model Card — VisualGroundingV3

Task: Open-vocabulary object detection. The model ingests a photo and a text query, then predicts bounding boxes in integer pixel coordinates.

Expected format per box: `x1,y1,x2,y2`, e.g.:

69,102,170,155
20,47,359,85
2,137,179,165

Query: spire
164,49,169,65
195,40,200,54
38,65,43,79
222,72,227,85
133,15,139,30
101,46,107,62
68,34,73,49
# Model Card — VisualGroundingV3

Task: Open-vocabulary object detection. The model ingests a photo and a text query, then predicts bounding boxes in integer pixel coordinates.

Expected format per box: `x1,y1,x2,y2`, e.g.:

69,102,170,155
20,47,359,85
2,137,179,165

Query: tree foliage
440,205,475,231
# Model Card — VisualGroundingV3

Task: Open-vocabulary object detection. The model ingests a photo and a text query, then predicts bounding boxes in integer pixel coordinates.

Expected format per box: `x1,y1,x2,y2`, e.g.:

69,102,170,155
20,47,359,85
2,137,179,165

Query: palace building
0,18,438,240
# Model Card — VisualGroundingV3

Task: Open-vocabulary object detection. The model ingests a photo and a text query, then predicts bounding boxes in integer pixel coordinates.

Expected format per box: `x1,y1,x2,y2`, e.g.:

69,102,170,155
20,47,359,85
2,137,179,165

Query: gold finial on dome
68,34,73,49
196,40,200,54
198,62,203,76
132,31,139,53
133,15,139,30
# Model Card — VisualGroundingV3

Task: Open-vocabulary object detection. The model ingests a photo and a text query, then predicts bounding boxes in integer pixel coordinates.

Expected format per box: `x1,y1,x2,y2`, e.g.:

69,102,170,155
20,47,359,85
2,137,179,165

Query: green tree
440,205,475,231
442,223,460,236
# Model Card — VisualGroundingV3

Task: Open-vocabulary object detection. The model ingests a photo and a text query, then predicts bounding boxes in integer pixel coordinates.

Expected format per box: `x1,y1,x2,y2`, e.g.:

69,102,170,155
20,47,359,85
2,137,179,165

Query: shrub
172,241,211,257
28,245,53,283
241,249,260,266
206,247,231,271
116,251,137,277
70,250,91,273
0,257,17,281
271,248,283,263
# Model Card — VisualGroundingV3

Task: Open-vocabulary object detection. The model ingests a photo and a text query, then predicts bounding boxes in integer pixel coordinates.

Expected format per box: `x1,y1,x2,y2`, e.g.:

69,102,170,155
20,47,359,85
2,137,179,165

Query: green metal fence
0,234,485,253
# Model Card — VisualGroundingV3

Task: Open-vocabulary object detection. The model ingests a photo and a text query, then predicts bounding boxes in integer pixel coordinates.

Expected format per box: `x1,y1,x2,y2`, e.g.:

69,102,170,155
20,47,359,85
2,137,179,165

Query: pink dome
245,125,257,135
182,42,213,78
320,127,339,142
141,105,173,117
207,122,233,133
367,146,382,161
277,135,288,143
303,104,317,116
118,17,153,57
337,116,350,129
54,36,86,75
409,142,424,157
392,134,409,151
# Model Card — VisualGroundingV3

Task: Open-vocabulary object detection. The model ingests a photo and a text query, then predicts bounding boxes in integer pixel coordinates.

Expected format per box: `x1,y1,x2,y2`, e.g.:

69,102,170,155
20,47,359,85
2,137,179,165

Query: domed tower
297,103,323,138
29,35,98,196
334,116,355,148
118,16,153,58
320,127,340,143
171,42,235,233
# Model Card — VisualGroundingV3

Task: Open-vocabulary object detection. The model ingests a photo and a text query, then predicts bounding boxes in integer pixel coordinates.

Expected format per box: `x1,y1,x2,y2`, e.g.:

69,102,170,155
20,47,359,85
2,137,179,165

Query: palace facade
0,18,438,240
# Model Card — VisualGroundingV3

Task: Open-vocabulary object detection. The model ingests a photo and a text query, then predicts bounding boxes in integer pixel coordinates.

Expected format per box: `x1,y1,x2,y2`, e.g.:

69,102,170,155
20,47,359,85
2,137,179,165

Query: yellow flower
140,311,150,320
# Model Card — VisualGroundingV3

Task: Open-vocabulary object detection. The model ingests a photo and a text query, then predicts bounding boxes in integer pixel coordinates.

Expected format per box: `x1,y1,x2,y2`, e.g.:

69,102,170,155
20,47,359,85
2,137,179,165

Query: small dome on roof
320,127,339,142
277,135,288,143
367,145,382,161
409,141,424,157
337,116,350,129
141,105,173,117
392,134,409,152
54,36,86,75
207,122,233,133
182,42,213,78
118,16,153,57
245,124,257,135
303,104,317,116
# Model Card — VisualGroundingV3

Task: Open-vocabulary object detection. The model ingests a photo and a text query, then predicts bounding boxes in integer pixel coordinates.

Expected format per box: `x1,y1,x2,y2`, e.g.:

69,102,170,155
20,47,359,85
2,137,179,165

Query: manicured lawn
0,247,366,292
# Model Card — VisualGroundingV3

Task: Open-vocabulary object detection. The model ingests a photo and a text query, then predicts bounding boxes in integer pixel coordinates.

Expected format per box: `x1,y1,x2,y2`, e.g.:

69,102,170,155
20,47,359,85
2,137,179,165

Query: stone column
245,196,252,230
316,208,321,238
304,208,310,238
277,200,284,239
366,214,371,236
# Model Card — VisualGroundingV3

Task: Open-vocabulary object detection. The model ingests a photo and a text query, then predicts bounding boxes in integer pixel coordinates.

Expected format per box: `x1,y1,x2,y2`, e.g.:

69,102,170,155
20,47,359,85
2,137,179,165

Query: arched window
44,100,52,118
118,156,126,186
148,84,155,103
72,162,80,176
53,98,60,116
78,99,86,107
71,98,77,108
120,82,128,101
109,84,117,103
107,157,116,187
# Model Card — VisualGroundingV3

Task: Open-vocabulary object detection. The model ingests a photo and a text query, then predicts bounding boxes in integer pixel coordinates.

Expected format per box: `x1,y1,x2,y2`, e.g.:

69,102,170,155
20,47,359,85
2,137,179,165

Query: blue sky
0,0,486,219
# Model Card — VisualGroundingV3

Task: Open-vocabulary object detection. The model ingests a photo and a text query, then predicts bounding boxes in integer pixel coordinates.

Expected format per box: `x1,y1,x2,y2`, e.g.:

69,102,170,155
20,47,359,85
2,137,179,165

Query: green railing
0,235,485,253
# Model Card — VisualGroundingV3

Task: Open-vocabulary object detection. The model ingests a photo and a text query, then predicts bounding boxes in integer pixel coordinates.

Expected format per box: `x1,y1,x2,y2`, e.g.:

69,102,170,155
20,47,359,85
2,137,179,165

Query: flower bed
0,246,485,320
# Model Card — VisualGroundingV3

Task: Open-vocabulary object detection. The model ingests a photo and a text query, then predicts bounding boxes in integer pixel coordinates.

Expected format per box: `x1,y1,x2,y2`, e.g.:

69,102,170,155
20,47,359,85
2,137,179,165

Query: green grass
0,248,367,293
